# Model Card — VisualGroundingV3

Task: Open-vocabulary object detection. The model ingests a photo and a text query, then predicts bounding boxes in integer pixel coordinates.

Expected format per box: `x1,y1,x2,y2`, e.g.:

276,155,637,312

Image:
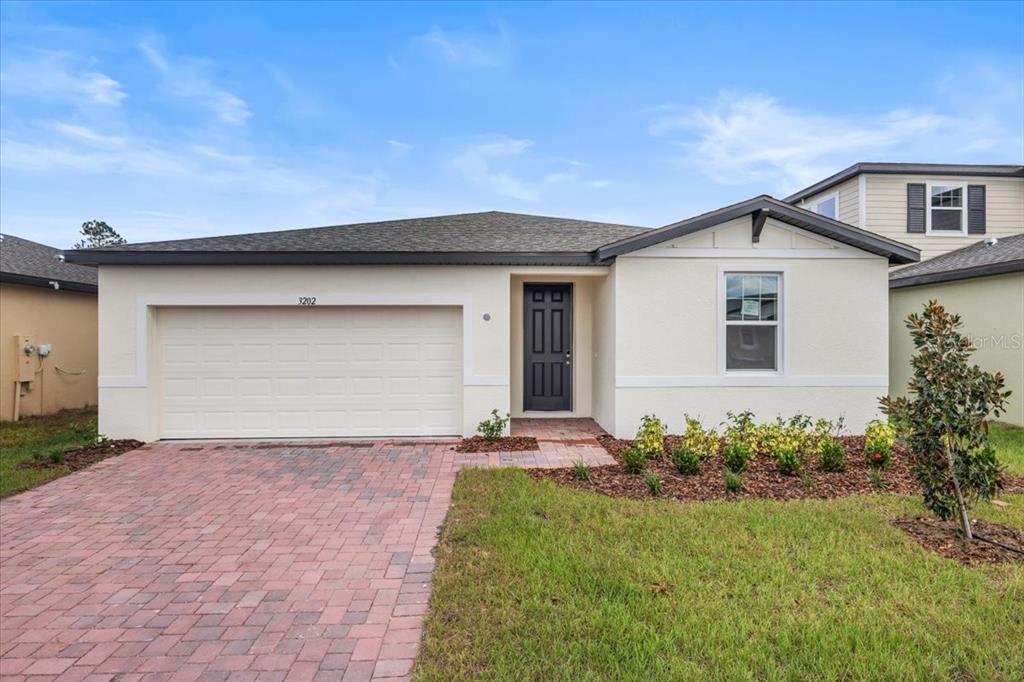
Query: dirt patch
454,436,539,453
530,435,919,502
892,517,1024,565
17,439,143,472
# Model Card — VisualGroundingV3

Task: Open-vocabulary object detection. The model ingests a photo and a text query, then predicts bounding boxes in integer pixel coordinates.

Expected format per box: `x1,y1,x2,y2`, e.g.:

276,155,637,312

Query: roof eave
596,196,920,265
62,250,608,267
0,272,98,293
785,163,1024,203
889,259,1024,289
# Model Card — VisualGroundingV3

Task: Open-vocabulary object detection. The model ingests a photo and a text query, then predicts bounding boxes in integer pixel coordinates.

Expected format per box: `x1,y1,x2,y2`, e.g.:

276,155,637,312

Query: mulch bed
530,435,921,502
892,517,1024,565
17,439,143,472
454,436,539,453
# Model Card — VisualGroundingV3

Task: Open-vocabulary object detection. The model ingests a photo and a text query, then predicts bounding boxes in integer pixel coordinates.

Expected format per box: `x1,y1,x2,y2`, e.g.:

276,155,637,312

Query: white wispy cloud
139,38,251,125
449,137,538,201
417,22,512,68
46,121,126,147
650,93,957,190
387,139,413,156
0,51,126,106
651,79,1023,193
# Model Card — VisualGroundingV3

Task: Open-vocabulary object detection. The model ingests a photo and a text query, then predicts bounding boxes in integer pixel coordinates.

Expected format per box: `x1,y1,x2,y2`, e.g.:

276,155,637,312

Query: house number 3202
298,296,317,306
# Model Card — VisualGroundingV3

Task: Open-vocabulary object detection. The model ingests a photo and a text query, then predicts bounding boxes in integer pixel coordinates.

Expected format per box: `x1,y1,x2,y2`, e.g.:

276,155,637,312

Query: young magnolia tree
880,300,1008,539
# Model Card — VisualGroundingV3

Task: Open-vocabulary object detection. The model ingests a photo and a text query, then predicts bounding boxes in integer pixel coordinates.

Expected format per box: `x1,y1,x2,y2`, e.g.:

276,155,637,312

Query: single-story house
889,233,1024,426
65,196,918,441
0,234,99,421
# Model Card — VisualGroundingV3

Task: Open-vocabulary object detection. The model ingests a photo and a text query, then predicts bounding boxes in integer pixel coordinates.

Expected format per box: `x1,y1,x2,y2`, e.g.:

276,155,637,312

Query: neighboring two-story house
787,163,1024,425
785,162,1023,260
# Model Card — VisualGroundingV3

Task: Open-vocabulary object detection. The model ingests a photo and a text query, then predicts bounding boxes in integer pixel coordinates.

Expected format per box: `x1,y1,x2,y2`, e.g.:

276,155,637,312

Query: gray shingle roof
81,211,648,254
0,234,98,292
889,233,1024,288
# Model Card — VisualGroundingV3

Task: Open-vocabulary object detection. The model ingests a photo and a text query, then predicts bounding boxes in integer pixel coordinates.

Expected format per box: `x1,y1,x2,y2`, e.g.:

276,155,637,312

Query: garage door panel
158,306,462,438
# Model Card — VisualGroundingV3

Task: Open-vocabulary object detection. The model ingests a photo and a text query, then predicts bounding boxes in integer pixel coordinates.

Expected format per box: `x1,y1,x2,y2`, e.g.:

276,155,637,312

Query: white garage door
157,306,462,439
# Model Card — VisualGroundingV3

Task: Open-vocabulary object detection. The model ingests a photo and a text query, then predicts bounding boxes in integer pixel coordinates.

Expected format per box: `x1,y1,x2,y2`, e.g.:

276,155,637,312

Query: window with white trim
808,193,838,219
724,273,780,372
927,182,965,233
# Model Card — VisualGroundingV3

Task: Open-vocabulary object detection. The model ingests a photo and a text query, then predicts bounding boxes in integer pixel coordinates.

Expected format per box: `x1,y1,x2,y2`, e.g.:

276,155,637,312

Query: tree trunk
943,433,973,540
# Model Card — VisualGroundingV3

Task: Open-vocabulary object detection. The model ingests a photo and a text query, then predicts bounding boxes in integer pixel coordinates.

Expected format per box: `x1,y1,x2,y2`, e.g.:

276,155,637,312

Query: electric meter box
14,335,36,382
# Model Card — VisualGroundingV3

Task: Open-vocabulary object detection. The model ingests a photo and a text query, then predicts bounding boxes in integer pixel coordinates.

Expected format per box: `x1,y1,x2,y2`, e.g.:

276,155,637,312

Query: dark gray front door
523,283,572,411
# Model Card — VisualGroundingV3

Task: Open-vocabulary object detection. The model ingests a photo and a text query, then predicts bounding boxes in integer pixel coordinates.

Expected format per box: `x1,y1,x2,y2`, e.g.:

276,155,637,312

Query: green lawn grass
0,408,98,498
415,469,1024,682
991,422,1024,474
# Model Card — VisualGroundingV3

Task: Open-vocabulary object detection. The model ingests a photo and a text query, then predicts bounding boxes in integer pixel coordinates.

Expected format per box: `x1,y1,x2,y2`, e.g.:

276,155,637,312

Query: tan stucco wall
0,283,98,420
610,216,890,437
96,264,610,441
889,272,1024,426
510,275,601,419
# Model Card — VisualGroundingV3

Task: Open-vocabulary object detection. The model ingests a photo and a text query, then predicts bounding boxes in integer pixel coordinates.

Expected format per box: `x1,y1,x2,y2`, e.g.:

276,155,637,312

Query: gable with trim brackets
622,216,870,259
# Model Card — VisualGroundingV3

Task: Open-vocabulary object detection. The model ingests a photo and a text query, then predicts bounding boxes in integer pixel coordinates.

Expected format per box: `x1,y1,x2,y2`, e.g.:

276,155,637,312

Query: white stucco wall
610,217,891,437
97,264,609,441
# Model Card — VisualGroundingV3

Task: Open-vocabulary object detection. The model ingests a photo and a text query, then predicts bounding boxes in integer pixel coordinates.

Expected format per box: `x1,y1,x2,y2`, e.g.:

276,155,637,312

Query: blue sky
2,1,1022,247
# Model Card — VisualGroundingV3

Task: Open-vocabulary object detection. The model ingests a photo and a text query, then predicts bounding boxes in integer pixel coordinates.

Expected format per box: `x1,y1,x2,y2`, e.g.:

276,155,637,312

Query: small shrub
31,450,45,462
864,419,895,468
868,469,889,491
477,409,509,442
681,415,719,458
48,450,65,465
723,410,757,451
818,436,846,472
573,461,591,482
724,471,743,492
801,471,816,490
673,446,701,475
775,446,802,476
723,440,751,474
644,471,664,496
622,446,646,475
634,415,667,458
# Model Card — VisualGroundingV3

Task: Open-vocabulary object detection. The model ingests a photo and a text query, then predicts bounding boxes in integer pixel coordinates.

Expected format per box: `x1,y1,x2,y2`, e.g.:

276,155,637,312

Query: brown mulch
892,517,1024,565
530,435,919,502
454,436,539,453
17,439,143,472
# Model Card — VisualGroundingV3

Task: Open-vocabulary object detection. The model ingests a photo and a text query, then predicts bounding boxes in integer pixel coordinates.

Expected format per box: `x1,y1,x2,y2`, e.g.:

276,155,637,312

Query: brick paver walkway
0,423,612,681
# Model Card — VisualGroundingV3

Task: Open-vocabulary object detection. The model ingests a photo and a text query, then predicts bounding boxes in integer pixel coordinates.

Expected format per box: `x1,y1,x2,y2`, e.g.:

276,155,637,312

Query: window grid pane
725,274,779,322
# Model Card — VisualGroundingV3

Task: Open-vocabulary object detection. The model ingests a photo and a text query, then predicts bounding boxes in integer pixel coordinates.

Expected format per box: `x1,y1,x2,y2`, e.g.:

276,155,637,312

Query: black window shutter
967,185,986,235
907,183,926,233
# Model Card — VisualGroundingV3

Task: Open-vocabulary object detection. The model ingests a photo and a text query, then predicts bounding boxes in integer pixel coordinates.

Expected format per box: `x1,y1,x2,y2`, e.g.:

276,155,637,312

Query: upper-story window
927,183,966,233
807,193,838,219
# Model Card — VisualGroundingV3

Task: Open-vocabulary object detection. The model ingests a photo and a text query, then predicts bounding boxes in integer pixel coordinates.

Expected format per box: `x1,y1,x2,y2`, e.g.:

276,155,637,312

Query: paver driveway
1,440,463,682
1,427,614,681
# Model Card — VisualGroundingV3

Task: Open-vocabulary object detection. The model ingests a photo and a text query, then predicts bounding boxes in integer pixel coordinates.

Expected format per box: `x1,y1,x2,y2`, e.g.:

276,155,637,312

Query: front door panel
523,284,572,411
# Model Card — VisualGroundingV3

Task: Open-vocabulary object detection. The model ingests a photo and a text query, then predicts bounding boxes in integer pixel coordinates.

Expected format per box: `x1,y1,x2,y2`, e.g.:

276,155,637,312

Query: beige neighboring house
0,234,99,421
786,162,1024,426
65,198,918,442
785,162,1023,261
889,235,1024,426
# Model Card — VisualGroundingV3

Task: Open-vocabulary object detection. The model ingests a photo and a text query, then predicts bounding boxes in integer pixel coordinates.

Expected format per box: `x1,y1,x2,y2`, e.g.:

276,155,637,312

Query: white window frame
925,181,967,236
718,268,787,376
806,192,839,220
